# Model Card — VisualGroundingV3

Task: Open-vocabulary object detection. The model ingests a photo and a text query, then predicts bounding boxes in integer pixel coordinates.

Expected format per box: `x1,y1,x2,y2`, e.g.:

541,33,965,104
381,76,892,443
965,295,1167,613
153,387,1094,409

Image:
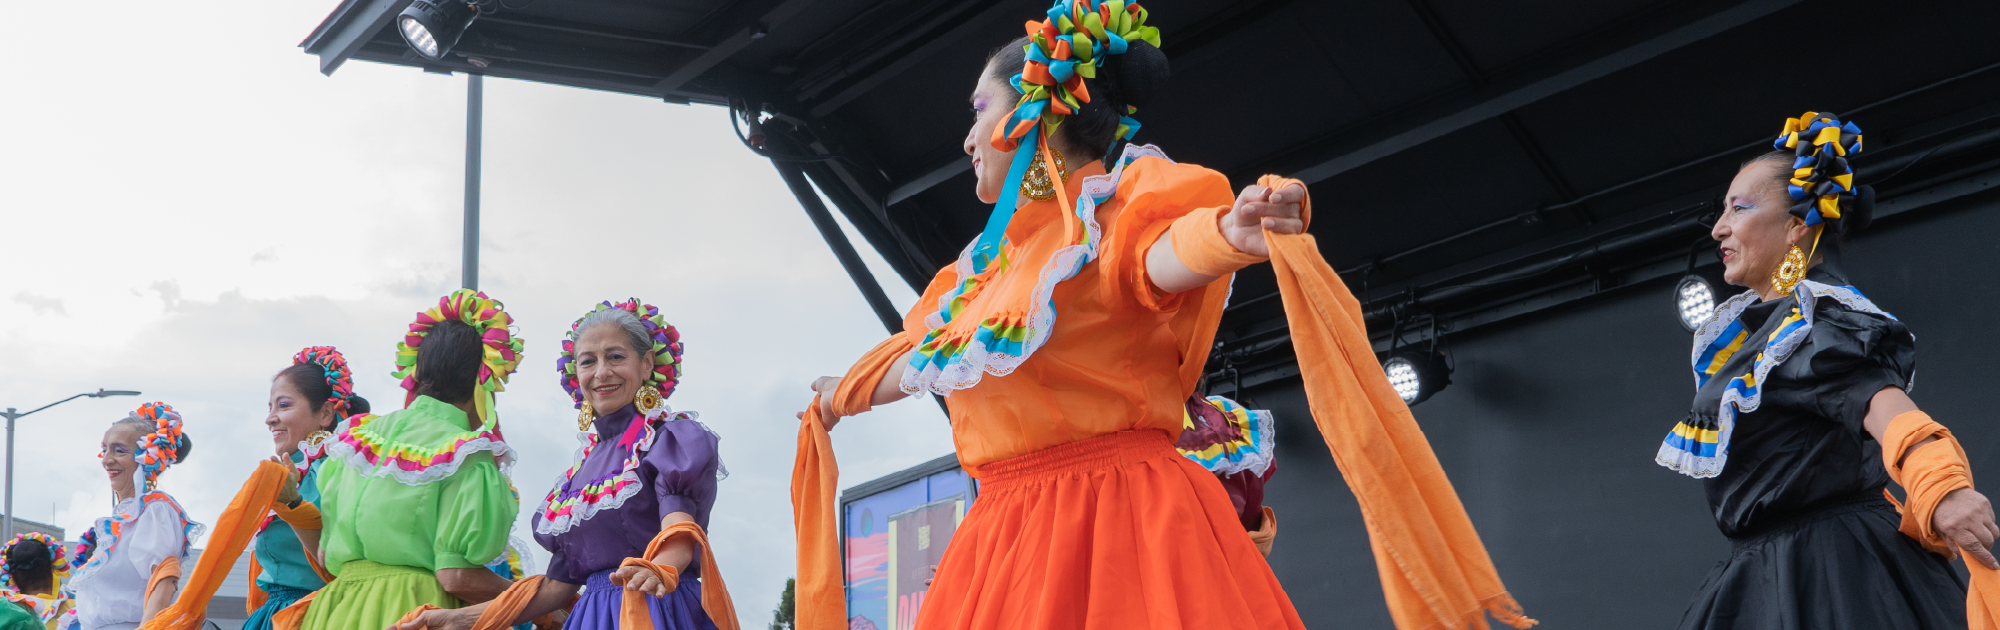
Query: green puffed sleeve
431,450,519,570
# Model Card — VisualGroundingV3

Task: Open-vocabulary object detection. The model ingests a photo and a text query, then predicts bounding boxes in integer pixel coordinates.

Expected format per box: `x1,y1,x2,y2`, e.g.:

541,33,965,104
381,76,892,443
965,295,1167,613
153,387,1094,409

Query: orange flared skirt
913,430,1306,630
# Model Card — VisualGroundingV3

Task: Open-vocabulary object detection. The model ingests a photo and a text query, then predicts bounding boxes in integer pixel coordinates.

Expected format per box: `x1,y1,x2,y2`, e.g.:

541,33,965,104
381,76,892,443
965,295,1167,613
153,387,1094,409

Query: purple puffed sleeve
643,416,721,529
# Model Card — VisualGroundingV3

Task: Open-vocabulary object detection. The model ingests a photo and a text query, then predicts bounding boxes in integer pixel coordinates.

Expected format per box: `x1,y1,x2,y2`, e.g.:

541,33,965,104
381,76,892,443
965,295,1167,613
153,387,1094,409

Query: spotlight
1674,274,1718,332
398,0,479,60
1383,348,1452,406
1671,238,1730,332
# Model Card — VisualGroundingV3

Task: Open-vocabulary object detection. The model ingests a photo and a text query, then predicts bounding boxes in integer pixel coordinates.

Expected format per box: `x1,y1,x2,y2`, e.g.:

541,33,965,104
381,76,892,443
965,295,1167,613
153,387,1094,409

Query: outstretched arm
801,350,916,430
1147,182,1307,295
393,578,581,630
1863,386,2000,569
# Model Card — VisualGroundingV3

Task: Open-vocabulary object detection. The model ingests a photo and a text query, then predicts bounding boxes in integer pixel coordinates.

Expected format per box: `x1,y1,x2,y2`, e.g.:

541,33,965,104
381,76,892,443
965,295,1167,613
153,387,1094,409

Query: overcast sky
0,0,958,619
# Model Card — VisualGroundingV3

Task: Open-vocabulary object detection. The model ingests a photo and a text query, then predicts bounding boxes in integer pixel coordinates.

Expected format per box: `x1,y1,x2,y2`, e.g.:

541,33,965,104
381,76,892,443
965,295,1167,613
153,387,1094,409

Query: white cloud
0,0,959,619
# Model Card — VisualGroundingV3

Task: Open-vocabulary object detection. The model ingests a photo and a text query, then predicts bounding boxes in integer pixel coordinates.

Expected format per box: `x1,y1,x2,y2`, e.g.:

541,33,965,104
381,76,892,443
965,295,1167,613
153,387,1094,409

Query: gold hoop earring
1020,146,1067,201
634,387,664,417
1771,244,1808,295
576,400,596,432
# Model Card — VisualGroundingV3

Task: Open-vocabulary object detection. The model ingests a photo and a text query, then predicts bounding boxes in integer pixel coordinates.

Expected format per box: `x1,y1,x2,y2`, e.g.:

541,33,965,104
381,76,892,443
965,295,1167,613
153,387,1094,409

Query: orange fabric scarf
1881,410,2000,628
617,521,740,630
139,460,286,630
794,335,913,630
392,575,561,630
1256,174,1531,629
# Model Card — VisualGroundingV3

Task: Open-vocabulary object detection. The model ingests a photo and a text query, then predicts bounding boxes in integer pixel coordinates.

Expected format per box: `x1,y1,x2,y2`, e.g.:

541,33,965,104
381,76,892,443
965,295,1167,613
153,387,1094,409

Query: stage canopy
306,0,2000,392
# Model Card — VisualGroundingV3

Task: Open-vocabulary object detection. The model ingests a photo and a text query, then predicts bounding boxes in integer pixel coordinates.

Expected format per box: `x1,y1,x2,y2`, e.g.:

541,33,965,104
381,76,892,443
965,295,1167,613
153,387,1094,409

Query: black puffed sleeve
1799,301,1916,433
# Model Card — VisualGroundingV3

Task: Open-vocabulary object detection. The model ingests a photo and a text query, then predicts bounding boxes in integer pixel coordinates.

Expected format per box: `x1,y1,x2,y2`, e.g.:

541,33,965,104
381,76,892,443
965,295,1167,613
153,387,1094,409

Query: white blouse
67,493,200,630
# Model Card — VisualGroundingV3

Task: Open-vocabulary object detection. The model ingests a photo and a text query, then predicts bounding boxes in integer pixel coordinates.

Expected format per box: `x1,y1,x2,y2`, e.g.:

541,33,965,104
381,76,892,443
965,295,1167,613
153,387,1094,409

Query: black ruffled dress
1677,268,1966,630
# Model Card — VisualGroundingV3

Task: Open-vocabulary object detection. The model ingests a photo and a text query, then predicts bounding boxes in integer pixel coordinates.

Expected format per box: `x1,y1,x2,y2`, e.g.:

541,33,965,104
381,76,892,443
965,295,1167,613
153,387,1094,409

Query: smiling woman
397,298,738,630
66,403,200,630
1661,112,1998,629
238,347,366,630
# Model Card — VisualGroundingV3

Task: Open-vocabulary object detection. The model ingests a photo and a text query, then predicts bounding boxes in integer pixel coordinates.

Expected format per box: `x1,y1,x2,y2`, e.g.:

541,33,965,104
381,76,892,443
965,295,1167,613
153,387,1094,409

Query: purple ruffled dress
533,403,722,630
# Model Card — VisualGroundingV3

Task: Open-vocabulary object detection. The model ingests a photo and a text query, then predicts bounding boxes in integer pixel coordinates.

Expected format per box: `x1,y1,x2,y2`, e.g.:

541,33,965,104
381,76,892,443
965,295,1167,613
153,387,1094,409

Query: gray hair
575,307,655,357
110,413,155,437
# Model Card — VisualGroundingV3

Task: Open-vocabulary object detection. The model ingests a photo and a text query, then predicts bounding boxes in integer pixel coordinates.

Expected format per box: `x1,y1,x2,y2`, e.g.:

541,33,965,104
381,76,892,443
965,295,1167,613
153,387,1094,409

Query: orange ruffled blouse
903,152,1234,473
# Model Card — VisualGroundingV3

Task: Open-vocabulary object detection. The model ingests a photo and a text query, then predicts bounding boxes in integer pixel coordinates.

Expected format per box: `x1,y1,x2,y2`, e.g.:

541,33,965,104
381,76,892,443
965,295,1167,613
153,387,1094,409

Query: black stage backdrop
1251,189,2000,628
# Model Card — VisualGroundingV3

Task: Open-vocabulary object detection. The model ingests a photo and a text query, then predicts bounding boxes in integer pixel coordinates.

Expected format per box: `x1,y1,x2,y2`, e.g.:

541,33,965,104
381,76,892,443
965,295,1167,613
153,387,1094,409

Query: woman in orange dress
800,10,1300,625
794,3,1533,630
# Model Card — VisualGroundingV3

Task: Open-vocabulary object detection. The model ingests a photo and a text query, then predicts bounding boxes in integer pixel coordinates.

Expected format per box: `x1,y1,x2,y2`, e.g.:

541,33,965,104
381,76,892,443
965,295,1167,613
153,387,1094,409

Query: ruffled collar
534,403,704,536
901,144,1170,395
324,395,515,487
1656,268,1897,478
71,491,202,584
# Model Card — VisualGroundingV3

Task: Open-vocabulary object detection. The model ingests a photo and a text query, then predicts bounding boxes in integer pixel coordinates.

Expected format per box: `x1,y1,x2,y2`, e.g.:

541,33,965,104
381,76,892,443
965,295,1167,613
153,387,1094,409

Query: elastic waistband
334,559,433,581
976,430,1179,492
1728,490,1894,551
256,583,314,602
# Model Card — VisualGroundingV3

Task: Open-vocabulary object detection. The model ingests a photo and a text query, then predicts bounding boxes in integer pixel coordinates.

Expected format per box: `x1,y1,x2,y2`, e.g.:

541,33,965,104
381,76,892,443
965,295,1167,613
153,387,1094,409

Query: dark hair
176,434,194,463
5,539,52,593
414,319,484,404
1739,150,1875,243
275,364,368,428
277,363,336,415
982,35,1170,166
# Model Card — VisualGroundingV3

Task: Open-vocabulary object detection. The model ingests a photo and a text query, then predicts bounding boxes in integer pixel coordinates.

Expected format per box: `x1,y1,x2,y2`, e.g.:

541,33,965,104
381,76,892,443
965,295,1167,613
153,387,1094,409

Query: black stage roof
306,0,2000,390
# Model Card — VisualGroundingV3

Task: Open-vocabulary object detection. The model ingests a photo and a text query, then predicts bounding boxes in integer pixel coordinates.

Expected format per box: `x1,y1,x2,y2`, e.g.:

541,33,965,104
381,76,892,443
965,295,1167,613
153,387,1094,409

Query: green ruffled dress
303,395,519,630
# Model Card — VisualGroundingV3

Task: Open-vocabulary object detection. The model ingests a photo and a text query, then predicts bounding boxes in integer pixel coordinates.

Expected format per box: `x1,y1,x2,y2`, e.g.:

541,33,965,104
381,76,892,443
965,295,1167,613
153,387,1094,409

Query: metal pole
5,411,15,539
464,74,483,291
769,159,901,334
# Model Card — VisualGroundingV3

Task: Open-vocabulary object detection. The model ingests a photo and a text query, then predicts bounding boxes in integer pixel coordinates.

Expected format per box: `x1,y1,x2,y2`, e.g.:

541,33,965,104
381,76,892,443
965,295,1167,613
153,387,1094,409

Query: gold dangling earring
634,387,663,417
576,400,596,432
1020,146,1067,201
1770,244,1808,295
304,430,333,447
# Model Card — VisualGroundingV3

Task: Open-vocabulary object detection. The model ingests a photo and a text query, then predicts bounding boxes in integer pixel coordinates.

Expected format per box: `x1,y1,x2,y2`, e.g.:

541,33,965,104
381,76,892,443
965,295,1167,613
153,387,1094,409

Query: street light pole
1,389,139,539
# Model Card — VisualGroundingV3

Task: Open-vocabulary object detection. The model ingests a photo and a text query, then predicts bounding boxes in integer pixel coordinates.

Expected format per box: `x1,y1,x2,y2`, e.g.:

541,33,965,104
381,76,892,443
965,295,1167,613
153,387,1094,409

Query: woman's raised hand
268,456,301,506
796,376,844,430
1935,487,2000,570
609,564,676,598
1220,182,1307,258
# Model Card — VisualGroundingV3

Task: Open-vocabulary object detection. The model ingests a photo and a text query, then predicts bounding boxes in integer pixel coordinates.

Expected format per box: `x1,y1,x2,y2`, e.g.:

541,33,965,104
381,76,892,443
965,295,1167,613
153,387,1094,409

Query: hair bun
1115,40,1170,109
349,395,371,416
175,434,193,463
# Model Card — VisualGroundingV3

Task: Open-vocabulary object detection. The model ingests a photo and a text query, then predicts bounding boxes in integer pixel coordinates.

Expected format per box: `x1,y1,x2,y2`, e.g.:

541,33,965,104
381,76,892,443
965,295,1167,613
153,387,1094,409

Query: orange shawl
140,460,287,630
1255,175,1532,629
794,336,912,630
1882,410,2000,627
617,521,740,630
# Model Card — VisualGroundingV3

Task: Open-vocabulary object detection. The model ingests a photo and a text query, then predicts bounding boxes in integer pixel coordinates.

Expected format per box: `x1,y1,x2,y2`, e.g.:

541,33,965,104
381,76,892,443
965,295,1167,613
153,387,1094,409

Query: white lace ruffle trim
532,406,722,536
323,429,518,487
901,143,1171,396
1658,280,1907,478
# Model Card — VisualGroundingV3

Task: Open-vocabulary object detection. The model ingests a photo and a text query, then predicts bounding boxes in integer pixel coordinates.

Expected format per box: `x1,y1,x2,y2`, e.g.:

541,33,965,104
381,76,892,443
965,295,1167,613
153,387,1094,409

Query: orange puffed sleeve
1098,156,1236,313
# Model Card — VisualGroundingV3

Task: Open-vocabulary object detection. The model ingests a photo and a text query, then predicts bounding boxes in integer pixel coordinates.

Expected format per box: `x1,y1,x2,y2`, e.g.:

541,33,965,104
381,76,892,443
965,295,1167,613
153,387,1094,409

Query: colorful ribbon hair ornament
292,346,357,419
0,532,68,591
392,289,525,426
132,402,186,492
557,298,685,409
970,0,1158,272
1773,111,1864,227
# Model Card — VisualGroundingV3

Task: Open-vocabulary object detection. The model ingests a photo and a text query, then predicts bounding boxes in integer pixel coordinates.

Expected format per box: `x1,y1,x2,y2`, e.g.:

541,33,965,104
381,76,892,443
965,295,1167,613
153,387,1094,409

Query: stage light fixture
399,0,479,60
1674,274,1718,332
1383,348,1452,406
